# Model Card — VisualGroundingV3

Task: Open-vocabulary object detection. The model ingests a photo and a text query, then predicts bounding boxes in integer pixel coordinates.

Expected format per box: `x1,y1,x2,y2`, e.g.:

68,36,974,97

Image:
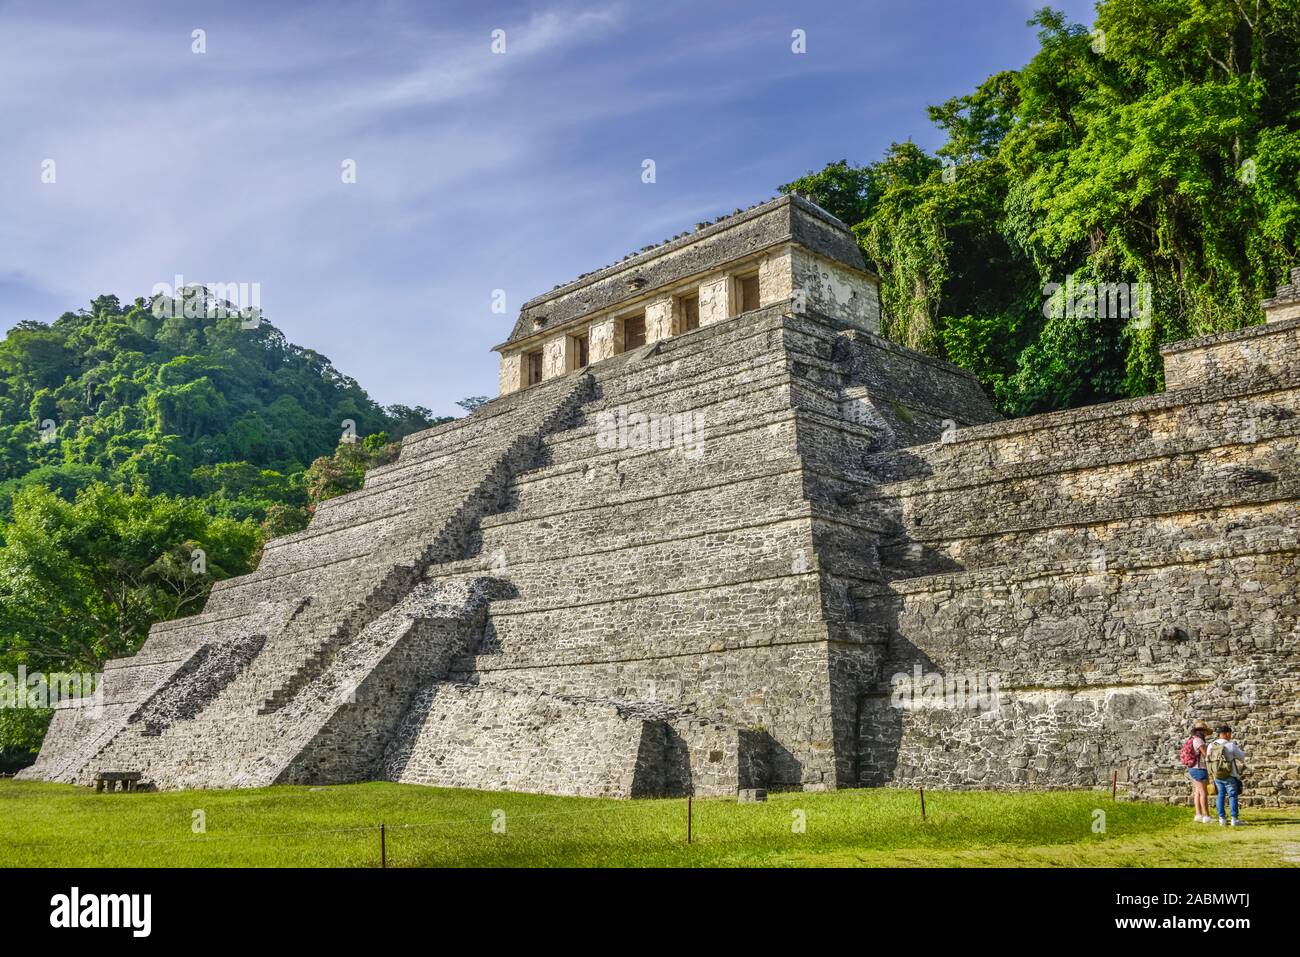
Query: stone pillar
1262,267,1300,324
542,335,570,380
791,248,881,333
758,247,794,305
645,295,675,343
698,274,732,326
498,352,523,396
589,316,621,362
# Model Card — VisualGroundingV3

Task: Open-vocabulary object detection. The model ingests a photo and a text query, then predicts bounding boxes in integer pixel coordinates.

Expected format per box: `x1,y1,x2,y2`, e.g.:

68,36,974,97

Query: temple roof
497,193,871,350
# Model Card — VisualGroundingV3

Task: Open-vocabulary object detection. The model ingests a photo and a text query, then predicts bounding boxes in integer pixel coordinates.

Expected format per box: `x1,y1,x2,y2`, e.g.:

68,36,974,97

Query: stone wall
834,315,1300,806
1161,314,1299,390
791,248,880,334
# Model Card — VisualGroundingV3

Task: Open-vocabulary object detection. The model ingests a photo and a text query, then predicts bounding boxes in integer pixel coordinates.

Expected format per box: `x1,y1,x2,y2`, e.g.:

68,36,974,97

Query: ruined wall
382,682,660,797
790,248,880,334
837,315,1300,806
380,684,760,798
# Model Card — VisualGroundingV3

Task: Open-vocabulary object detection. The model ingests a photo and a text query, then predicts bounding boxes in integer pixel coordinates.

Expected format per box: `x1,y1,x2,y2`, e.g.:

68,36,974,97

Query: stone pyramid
24,195,1300,804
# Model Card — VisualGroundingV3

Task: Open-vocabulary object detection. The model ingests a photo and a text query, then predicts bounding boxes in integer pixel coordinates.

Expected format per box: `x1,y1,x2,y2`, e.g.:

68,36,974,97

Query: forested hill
782,3,1300,417
0,291,443,525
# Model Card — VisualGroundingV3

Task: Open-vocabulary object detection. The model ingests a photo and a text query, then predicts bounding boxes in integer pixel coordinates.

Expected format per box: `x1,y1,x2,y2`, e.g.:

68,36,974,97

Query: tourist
1179,720,1212,822
1207,725,1247,826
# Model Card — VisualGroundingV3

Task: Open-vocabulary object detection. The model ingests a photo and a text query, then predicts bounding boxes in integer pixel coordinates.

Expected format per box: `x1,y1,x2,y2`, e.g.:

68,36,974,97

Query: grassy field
2,779,1298,867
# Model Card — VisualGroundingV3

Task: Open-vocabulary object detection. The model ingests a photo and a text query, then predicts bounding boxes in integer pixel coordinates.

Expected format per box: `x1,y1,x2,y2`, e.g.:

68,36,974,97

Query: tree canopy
782,2,1300,415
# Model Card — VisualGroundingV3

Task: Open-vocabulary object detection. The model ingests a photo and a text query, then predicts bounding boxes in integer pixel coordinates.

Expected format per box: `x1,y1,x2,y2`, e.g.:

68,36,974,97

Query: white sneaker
1218,817,1227,826
1198,815,1213,823
1230,818,1244,827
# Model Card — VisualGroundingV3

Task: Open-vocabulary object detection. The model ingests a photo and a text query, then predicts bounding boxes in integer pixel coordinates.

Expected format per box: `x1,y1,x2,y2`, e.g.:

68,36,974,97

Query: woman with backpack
1179,720,1213,823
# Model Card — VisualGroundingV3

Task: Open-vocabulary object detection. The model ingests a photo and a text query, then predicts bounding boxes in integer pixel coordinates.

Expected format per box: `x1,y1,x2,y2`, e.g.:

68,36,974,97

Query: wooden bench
93,771,143,793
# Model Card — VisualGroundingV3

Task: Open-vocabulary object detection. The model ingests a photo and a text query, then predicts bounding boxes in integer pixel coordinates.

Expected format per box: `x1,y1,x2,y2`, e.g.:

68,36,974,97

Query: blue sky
0,0,1098,414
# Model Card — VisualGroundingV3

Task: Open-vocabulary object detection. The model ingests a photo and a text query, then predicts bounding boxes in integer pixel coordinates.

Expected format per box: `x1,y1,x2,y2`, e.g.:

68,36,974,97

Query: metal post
380,823,386,868
1111,770,1118,801
920,787,926,821
687,795,693,844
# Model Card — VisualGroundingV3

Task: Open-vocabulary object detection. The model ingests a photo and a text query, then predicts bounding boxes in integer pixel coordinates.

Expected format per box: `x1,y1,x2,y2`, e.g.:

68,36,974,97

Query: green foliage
782,1,1300,415
0,483,261,670
304,433,401,506
0,707,52,771
0,294,443,511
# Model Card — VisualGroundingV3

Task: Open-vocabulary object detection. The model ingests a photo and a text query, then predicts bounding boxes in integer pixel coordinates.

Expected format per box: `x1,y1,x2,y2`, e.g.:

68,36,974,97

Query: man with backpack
1206,725,1247,826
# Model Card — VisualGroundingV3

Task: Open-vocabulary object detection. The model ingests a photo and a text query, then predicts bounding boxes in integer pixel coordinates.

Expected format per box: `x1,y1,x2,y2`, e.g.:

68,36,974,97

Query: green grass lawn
2,779,1298,867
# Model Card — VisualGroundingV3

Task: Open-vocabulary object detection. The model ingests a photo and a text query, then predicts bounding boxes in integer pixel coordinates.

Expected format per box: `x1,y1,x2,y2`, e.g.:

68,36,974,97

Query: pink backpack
1179,737,1200,768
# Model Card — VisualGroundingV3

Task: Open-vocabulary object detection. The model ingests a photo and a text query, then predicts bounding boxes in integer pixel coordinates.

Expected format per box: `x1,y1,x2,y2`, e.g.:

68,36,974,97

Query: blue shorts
1188,768,1208,782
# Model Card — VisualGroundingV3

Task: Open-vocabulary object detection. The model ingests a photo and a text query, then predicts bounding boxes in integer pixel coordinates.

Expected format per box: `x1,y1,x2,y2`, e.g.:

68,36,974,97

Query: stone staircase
32,372,592,789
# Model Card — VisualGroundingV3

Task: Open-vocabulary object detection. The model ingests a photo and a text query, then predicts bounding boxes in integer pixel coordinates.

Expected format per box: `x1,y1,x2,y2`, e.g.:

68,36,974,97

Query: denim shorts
1188,768,1208,782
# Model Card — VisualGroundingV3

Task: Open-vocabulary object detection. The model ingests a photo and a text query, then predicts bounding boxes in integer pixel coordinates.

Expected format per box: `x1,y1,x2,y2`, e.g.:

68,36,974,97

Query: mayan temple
22,194,1300,804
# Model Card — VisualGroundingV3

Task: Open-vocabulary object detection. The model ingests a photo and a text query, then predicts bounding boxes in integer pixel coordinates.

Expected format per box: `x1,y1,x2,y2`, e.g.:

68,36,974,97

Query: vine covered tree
782,2,1300,415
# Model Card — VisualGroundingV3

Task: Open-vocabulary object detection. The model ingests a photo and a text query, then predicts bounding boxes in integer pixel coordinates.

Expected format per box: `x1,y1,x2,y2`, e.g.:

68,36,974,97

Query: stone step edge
848,418,1300,501
870,366,1300,460
809,469,1300,546
147,605,257,635
483,458,808,532
469,566,822,620
264,480,481,550
378,342,796,482
377,308,794,473
425,510,820,581
412,367,792,481
548,362,793,437
858,678,1215,700
854,540,1300,598
208,548,378,596
269,415,807,567
395,366,587,449
350,374,590,492
453,621,836,676
509,407,807,489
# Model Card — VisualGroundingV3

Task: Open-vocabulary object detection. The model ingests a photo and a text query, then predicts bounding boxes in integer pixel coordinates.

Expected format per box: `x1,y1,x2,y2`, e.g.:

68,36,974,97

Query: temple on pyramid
24,194,1300,805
